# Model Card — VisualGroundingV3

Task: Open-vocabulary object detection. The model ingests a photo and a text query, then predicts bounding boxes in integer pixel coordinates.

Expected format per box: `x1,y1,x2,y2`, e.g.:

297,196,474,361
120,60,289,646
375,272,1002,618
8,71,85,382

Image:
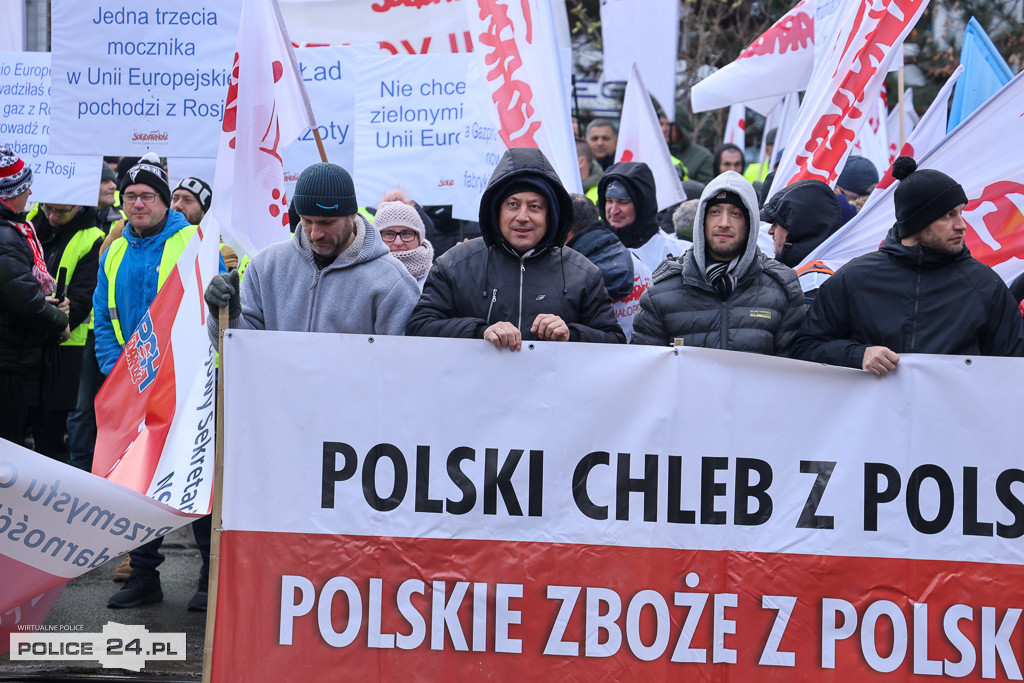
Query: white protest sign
0,52,100,206
49,0,241,157
354,52,497,210
281,45,377,196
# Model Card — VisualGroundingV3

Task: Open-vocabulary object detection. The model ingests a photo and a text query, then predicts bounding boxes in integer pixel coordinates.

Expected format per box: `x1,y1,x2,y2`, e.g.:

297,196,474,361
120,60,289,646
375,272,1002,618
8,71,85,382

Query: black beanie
119,161,171,207
292,162,357,217
175,177,213,213
704,190,750,227
101,163,116,183
892,156,968,239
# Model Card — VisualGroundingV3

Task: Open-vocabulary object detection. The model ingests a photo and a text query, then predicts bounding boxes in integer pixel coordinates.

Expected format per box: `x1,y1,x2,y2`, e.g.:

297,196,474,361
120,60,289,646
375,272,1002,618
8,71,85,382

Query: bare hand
483,321,522,351
58,326,71,343
531,314,570,342
46,295,70,316
862,346,899,376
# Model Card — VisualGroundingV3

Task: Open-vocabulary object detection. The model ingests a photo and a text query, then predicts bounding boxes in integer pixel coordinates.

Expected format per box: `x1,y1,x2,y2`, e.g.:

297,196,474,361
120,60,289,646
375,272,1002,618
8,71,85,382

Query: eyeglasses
122,192,159,205
40,205,76,217
380,229,420,243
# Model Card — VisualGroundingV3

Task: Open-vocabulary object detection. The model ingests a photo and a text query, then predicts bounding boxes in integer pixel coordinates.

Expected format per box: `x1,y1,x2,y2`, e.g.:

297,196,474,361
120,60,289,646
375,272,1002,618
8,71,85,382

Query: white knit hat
374,200,425,240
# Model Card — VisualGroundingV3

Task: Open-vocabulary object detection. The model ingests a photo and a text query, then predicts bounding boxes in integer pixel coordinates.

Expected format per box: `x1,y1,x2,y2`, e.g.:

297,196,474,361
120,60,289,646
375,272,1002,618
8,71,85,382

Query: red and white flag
885,87,919,166
691,0,815,114
798,68,1024,289
768,0,929,197
615,63,685,211
850,86,890,178
465,0,581,194
93,224,222,513
723,103,746,147
211,0,318,259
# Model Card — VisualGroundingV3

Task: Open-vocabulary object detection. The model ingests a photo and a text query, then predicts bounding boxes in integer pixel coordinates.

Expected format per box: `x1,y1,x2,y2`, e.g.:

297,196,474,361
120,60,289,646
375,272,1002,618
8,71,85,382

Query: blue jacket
93,210,223,375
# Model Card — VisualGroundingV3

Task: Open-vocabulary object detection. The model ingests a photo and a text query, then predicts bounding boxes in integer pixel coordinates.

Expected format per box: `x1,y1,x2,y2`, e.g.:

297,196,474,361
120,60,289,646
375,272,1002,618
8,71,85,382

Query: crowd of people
2,109,1022,611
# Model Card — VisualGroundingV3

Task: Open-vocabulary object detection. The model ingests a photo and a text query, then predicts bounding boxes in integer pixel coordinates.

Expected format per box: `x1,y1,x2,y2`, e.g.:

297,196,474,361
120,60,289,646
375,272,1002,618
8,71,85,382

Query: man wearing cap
97,163,122,232
204,162,419,342
406,147,625,348
835,155,879,203
631,171,804,353
793,156,1024,375
170,176,212,225
95,156,220,611
599,161,685,271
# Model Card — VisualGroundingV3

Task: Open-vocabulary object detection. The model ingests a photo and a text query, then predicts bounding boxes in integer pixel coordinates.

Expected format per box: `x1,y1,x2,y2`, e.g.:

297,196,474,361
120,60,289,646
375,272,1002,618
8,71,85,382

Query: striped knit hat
0,144,33,200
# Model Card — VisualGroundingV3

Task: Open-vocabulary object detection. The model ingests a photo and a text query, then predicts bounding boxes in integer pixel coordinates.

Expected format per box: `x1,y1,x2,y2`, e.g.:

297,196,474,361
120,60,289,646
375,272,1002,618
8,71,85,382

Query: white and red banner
464,0,580,195
213,331,1024,680
769,0,929,197
885,87,919,166
600,0,679,123
208,0,317,259
0,442,198,652
616,63,685,211
799,68,1024,290
691,0,815,114
723,103,745,148
93,223,221,513
280,0,474,54
850,86,889,178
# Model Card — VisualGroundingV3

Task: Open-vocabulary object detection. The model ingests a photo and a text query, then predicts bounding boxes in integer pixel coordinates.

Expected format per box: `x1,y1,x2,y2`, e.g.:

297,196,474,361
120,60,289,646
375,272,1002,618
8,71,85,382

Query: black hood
761,179,842,267
597,161,659,249
479,148,573,258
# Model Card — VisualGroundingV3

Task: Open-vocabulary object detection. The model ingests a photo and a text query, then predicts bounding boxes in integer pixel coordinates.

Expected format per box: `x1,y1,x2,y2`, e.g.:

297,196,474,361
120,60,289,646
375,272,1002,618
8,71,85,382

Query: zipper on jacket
910,267,921,351
518,259,525,331
486,288,497,324
307,269,321,332
720,301,729,350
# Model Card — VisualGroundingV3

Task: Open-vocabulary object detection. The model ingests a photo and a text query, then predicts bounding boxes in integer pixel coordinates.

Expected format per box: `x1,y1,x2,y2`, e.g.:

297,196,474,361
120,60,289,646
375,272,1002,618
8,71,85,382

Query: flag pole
312,127,329,163
201,305,230,683
897,66,906,147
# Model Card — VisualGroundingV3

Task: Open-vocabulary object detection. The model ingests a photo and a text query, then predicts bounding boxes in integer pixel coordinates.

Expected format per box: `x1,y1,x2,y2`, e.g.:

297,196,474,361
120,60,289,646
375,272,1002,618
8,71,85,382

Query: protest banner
600,0,679,123
279,0,473,55
723,104,745,148
211,331,1024,680
49,0,241,158
885,88,919,166
0,52,100,206
0,441,200,652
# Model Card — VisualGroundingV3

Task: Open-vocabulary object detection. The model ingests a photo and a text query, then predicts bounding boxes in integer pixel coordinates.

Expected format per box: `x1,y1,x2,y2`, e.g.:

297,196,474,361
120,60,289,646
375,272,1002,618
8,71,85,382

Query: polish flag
797,68,1024,290
616,63,685,211
769,0,930,197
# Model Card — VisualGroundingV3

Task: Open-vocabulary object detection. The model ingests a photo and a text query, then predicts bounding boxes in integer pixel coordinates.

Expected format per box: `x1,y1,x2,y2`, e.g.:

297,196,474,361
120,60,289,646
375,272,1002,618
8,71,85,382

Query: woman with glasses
374,189,434,291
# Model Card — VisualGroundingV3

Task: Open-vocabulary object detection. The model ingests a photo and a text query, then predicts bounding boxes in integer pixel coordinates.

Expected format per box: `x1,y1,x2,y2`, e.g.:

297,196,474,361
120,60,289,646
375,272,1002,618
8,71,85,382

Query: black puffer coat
792,230,1024,367
566,221,633,299
0,201,70,372
406,149,624,344
631,172,805,354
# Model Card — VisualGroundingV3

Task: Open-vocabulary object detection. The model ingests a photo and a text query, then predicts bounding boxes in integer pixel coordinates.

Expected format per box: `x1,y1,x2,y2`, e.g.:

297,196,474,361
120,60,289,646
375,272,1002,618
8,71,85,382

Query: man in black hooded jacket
406,148,625,349
598,161,683,273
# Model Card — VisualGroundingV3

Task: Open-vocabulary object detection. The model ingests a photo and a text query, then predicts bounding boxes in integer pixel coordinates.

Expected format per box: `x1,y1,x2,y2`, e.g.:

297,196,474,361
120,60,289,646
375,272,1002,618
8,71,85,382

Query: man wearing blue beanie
204,162,419,340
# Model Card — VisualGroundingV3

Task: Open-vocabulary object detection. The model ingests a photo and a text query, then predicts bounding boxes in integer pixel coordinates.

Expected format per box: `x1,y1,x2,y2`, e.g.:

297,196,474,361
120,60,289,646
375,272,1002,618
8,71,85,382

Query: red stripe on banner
212,531,1024,681
194,257,205,325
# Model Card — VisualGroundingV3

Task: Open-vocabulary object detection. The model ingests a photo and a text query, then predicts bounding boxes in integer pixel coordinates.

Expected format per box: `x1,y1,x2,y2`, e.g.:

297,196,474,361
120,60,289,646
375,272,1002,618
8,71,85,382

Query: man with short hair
631,171,805,354
406,147,625,348
713,143,746,176
586,118,618,171
205,162,419,342
577,139,602,196
95,157,218,611
598,161,684,271
793,157,1024,375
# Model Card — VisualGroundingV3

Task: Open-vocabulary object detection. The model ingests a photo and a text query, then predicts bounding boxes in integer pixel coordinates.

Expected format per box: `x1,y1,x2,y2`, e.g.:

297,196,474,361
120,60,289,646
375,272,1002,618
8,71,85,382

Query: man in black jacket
793,157,1024,375
406,148,625,349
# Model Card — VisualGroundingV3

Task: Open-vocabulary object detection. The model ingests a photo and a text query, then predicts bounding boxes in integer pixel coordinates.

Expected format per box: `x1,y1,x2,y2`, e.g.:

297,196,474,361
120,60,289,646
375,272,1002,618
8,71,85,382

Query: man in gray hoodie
631,171,805,355
205,162,419,340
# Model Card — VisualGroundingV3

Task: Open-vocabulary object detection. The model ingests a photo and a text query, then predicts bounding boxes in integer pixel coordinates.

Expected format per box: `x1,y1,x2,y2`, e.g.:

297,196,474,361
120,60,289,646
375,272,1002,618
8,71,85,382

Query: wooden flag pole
312,126,329,163
201,306,230,683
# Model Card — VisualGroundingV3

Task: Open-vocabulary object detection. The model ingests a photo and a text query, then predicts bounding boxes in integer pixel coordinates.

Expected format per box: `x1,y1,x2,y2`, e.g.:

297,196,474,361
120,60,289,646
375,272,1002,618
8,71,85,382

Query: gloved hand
205,269,241,320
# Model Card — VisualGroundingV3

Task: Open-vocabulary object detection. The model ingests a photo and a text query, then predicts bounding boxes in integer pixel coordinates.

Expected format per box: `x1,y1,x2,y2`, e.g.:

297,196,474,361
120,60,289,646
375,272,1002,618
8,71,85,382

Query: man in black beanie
406,147,625,348
793,156,1024,375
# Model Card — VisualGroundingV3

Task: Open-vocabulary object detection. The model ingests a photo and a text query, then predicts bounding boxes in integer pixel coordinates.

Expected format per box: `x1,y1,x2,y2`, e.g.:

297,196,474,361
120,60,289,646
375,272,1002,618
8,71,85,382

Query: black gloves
205,269,241,320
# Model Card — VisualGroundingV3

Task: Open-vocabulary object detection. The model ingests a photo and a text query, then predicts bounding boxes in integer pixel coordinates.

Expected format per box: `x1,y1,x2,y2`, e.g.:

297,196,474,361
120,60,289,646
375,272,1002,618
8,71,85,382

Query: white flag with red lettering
768,0,929,197
723,103,745,147
885,87,919,166
211,0,317,259
850,86,890,178
797,68,1024,290
465,0,581,194
616,62,685,211
691,0,815,114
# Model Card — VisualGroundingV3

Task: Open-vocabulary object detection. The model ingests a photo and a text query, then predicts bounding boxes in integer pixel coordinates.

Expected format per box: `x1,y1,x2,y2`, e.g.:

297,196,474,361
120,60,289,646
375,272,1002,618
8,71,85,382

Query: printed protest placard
49,0,241,157
0,52,100,206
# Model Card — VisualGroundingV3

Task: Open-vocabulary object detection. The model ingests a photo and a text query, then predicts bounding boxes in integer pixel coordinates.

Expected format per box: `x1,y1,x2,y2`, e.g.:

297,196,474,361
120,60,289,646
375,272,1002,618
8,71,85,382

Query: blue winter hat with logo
293,162,358,217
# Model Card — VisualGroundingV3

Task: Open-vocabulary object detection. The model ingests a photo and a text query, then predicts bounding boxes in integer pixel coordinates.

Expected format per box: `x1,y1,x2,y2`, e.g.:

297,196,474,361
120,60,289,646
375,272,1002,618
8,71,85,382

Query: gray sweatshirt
208,215,420,343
